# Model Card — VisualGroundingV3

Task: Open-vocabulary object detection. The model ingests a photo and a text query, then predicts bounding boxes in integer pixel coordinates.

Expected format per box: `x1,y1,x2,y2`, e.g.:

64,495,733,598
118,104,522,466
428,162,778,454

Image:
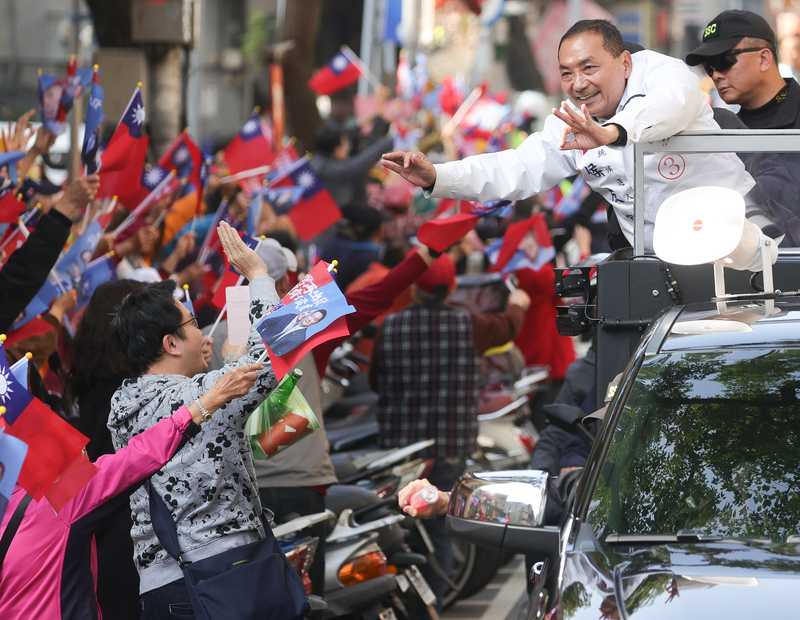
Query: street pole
567,0,581,29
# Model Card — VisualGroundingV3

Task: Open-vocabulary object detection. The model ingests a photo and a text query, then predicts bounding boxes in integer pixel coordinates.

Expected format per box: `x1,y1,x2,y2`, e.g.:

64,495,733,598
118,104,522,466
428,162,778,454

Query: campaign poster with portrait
256,261,355,379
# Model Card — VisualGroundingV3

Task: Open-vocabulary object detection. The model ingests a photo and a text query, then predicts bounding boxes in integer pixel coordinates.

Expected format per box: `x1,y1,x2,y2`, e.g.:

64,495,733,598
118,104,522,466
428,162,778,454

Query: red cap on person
415,253,457,294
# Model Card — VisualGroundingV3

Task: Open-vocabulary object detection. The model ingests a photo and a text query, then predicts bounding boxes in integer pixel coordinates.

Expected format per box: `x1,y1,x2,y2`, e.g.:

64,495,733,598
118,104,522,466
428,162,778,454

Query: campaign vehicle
444,129,800,619
449,291,800,619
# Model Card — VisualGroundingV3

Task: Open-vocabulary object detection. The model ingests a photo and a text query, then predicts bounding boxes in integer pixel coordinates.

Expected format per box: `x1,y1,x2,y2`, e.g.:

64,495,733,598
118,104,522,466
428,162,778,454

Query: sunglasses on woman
702,47,767,77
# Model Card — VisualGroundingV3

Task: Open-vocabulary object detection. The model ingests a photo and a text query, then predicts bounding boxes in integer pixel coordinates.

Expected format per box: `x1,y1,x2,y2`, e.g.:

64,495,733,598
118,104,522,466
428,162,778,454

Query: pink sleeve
59,406,195,523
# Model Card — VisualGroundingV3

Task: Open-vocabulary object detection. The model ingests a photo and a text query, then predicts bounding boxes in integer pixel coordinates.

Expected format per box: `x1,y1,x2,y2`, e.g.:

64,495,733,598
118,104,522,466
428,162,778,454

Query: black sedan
447,296,800,619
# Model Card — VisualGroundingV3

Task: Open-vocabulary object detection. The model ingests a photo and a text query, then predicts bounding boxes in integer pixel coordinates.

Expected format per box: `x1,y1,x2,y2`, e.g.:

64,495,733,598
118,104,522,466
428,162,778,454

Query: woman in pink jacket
0,362,262,619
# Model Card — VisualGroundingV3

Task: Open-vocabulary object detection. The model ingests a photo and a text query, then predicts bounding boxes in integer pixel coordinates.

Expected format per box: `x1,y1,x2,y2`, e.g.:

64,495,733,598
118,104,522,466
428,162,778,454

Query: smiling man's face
558,31,632,120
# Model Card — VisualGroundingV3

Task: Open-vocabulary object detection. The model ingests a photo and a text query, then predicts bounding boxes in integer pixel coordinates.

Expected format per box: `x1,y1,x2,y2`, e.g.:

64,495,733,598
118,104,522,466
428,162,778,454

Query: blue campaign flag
485,238,555,273
74,255,117,312
82,79,105,174
56,220,103,278
14,294,50,331
247,190,262,237
465,200,515,219
9,355,29,389
383,0,403,44
0,151,26,199
257,278,354,358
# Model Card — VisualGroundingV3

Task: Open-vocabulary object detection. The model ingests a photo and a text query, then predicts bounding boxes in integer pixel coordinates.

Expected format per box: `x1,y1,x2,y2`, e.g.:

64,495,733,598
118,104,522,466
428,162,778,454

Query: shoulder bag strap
146,482,184,562
0,494,33,571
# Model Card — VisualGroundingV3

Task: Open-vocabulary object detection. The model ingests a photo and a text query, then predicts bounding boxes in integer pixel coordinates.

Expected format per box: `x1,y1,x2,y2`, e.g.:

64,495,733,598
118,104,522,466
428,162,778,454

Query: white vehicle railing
633,129,800,256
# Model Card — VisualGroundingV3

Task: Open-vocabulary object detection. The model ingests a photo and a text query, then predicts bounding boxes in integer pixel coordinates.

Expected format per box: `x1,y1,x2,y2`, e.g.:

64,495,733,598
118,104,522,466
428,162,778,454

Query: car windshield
587,347,800,543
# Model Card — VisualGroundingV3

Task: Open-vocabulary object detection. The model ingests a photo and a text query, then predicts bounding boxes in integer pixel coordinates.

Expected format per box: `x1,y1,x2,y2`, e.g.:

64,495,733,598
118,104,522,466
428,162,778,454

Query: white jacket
431,50,755,252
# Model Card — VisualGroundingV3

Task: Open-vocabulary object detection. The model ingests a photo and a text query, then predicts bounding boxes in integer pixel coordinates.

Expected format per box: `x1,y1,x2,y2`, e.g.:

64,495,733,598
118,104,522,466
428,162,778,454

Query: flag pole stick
203,303,228,346
219,165,272,185
255,349,269,365
443,86,482,136
340,45,383,92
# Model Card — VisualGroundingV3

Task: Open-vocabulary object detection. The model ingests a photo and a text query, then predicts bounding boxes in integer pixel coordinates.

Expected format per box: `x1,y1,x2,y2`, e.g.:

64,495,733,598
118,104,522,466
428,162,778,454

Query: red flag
158,131,207,212
45,453,100,513
269,157,342,241
223,111,275,194
417,212,480,253
96,86,150,201
308,49,361,96
0,193,26,224
5,317,55,347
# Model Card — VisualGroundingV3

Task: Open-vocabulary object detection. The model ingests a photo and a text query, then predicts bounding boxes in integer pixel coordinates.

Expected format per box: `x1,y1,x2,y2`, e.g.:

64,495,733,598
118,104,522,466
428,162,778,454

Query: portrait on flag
256,261,355,378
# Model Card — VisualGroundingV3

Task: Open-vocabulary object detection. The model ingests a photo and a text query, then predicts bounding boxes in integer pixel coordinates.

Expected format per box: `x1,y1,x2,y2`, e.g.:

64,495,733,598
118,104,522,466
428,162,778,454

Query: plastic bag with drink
245,368,320,460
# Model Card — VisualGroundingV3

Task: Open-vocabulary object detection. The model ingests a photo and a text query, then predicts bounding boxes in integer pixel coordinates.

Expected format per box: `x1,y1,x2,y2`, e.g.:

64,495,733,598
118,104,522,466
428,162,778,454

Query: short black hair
314,122,346,156
559,19,625,58
112,279,185,375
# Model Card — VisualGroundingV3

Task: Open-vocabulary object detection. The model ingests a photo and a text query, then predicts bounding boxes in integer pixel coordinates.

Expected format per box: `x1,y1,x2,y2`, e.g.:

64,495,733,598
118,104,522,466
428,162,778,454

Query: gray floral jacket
107,276,279,594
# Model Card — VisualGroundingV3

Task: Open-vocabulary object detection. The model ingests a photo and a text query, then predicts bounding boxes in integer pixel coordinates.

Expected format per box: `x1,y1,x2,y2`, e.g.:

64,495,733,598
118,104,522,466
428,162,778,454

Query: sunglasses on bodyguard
701,47,768,77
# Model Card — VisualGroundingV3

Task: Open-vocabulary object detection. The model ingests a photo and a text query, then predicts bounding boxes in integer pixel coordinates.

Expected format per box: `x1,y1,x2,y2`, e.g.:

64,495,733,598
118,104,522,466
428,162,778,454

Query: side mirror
446,470,561,556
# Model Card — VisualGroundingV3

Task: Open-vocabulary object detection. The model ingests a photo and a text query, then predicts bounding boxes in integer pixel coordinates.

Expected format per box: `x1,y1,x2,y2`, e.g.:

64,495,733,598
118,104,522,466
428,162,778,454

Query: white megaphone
652,186,778,298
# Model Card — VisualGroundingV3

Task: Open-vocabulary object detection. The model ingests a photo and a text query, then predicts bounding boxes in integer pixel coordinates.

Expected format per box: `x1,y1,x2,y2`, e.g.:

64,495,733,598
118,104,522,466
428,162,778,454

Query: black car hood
561,542,800,620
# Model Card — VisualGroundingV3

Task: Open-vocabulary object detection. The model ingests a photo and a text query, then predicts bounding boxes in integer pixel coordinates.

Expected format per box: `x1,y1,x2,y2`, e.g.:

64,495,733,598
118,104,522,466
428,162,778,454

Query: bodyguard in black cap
685,10,800,246
686,10,800,129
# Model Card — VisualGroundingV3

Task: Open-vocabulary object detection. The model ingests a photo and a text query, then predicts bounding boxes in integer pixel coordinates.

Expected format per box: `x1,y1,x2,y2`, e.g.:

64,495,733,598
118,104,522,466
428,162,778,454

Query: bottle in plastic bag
267,368,303,418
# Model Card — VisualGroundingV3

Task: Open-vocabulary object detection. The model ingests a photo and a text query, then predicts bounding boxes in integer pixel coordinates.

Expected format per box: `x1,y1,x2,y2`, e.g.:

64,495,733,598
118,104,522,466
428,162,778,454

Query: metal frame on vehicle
632,128,800,255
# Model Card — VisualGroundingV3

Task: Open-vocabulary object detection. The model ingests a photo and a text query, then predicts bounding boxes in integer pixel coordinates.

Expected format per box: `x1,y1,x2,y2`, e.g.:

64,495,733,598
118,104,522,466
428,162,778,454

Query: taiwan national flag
122,164,181,223
223,111,275,194
158,131,206,200
268,156,342,241
97,85,150,201
0,343,96,504
308,48,361,96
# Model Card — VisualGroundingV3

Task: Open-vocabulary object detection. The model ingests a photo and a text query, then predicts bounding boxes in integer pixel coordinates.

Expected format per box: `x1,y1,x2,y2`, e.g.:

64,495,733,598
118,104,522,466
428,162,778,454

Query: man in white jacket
382,19,781,252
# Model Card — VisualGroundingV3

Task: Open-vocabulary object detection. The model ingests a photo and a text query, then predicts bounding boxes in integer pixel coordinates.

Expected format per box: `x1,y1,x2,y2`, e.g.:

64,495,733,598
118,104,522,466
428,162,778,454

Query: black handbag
147,484,310,620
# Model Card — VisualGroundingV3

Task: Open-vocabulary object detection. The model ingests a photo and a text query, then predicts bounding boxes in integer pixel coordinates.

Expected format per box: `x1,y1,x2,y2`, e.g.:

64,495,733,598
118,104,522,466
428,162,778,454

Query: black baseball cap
686,10,776,66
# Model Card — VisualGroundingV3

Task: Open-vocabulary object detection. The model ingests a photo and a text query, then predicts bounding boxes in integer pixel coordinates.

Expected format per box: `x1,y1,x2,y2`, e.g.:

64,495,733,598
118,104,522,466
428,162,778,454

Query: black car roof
658,297,800,352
